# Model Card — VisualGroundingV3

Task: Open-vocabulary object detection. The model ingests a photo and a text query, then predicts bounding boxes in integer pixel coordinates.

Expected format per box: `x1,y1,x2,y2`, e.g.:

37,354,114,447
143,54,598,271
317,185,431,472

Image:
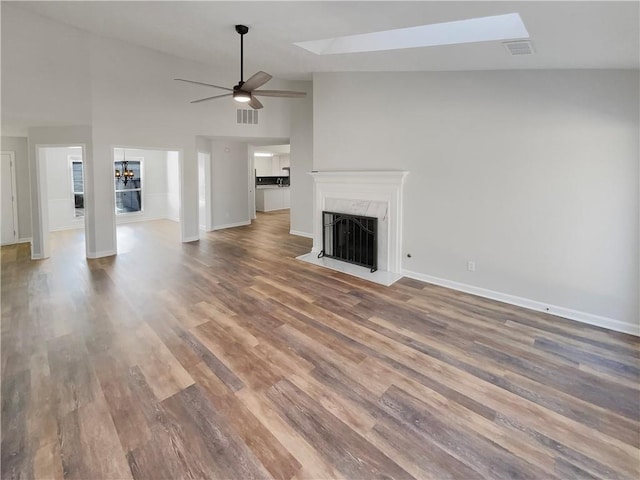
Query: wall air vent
237,109,259,125
503,40,534,56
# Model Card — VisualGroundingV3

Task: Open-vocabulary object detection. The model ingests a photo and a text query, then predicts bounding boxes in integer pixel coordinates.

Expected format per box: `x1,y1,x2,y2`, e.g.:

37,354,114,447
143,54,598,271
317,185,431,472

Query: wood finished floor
1,210,639,480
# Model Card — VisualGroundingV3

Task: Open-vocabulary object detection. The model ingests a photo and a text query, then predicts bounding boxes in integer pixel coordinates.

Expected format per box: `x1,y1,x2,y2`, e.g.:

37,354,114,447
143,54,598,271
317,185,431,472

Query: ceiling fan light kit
175,24,306,110
233,89,252,103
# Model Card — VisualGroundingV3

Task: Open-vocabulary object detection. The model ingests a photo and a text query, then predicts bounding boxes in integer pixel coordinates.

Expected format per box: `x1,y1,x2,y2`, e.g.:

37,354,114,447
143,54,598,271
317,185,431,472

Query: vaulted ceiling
8,1,640,80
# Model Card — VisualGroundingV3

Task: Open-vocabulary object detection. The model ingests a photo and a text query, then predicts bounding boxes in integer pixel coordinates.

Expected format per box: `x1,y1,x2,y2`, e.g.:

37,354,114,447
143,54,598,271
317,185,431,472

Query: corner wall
289,81,314,237
210,140,250,230
313,70,639,334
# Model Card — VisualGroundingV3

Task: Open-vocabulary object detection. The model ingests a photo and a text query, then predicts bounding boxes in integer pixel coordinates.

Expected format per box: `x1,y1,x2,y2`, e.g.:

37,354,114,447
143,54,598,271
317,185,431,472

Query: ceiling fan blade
191,93,233,104
252,90,307,98
241,71,272,91
175,78,233,91
248,96,263,110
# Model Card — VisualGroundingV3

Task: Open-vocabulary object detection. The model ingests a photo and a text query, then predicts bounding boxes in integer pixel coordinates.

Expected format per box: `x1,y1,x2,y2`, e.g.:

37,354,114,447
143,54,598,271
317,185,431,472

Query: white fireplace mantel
299,170,409,286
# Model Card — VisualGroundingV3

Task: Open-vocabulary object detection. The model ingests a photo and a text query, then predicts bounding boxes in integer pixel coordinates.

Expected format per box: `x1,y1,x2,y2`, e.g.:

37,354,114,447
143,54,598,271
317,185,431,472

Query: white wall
289,81,314,237
45,146,84,231
313,70,639,333
1,136,31,240
1,6,92,135
211,140,250,230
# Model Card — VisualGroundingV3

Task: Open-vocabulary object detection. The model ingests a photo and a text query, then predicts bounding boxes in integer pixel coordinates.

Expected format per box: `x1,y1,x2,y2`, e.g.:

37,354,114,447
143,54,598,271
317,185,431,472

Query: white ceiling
9,1,639,80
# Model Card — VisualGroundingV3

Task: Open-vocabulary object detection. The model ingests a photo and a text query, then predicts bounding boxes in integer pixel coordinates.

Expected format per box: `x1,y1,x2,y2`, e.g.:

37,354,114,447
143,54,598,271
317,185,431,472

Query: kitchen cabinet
254,155,290,176
254,157,273,176
278,155,290,173
255,186,290,212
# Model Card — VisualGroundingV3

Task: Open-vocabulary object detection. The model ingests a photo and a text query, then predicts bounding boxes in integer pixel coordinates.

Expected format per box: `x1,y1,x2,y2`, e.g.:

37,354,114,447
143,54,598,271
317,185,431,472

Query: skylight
294,13,529,55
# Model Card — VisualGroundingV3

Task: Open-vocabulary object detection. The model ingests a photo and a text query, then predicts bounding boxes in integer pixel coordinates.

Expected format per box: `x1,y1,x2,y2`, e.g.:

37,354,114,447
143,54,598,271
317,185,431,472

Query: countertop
256,185,290,190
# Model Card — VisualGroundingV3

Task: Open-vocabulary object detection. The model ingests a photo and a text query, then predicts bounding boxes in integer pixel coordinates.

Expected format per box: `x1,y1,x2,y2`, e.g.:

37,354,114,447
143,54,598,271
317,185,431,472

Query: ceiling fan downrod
235,24,249,85
174,22,306,109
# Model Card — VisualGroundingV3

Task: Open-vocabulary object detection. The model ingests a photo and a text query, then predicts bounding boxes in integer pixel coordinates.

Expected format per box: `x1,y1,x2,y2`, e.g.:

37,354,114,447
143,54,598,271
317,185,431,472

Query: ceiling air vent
237,109,259,125
503,40,534,56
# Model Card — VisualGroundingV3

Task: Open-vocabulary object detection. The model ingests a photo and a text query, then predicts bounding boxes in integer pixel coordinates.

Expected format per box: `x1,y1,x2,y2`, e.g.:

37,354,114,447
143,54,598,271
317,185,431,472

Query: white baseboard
182,235,200,243
258,208,290,213
17,237,32,244
87,249,116,259
49,224,84,232
212,220,251,231
116,215,166,225
402,269,639,337
289,229,313,238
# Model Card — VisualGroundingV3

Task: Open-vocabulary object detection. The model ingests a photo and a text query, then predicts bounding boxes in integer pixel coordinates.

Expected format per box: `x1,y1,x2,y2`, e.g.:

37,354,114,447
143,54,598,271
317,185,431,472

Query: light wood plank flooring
2,211,639,479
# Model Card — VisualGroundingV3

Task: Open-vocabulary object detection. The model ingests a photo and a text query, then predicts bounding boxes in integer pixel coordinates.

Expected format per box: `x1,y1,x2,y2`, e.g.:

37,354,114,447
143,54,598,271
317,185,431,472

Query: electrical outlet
467,260,476,272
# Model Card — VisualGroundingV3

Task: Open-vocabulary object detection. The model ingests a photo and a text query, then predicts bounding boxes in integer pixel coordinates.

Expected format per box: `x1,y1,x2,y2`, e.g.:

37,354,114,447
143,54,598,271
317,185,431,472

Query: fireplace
320,211,378,272
297,170,409,286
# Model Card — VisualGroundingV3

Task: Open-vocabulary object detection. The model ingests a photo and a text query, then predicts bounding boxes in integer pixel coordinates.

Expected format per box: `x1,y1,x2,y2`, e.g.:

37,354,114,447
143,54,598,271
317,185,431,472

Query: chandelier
115,150,136,186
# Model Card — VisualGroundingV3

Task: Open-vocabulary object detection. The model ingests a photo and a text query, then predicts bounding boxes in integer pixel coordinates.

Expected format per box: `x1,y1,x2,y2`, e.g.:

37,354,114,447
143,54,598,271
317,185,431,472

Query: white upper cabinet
255,154,290,176
254,157,273,176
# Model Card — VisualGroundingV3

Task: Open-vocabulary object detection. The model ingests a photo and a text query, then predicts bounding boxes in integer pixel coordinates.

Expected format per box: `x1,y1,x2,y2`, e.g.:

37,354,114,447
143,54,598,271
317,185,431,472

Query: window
69,156,84,218
114,158,142,214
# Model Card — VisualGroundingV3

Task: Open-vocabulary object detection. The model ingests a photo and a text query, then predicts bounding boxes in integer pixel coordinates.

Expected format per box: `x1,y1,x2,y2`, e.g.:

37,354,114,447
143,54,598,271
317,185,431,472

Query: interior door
1,152,18,245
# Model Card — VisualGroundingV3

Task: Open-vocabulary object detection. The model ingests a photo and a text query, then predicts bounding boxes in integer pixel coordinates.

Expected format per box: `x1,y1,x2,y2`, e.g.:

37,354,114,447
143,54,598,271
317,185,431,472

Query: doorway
252,144,291,217
112,147,182,253
35,144,87,258
1,151,18,245
44,146,85,232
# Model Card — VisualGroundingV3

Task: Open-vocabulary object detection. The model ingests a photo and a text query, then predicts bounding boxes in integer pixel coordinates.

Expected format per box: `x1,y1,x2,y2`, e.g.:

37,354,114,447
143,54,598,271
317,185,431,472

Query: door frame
1,151,19,245
248,145,256,221
197,151,212,232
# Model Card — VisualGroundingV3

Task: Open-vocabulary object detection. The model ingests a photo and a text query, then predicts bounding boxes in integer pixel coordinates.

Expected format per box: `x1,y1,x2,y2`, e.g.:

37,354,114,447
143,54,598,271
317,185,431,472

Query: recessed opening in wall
110,146,182,255
111,147,181,231
252,143,291,217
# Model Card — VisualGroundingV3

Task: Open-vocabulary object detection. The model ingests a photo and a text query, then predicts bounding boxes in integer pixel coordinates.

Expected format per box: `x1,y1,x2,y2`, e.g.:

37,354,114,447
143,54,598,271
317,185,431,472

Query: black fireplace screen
319,211,378,272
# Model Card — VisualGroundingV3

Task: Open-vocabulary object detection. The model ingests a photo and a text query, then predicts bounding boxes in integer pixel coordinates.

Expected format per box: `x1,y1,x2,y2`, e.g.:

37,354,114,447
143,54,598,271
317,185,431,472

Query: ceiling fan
175,25,306,110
